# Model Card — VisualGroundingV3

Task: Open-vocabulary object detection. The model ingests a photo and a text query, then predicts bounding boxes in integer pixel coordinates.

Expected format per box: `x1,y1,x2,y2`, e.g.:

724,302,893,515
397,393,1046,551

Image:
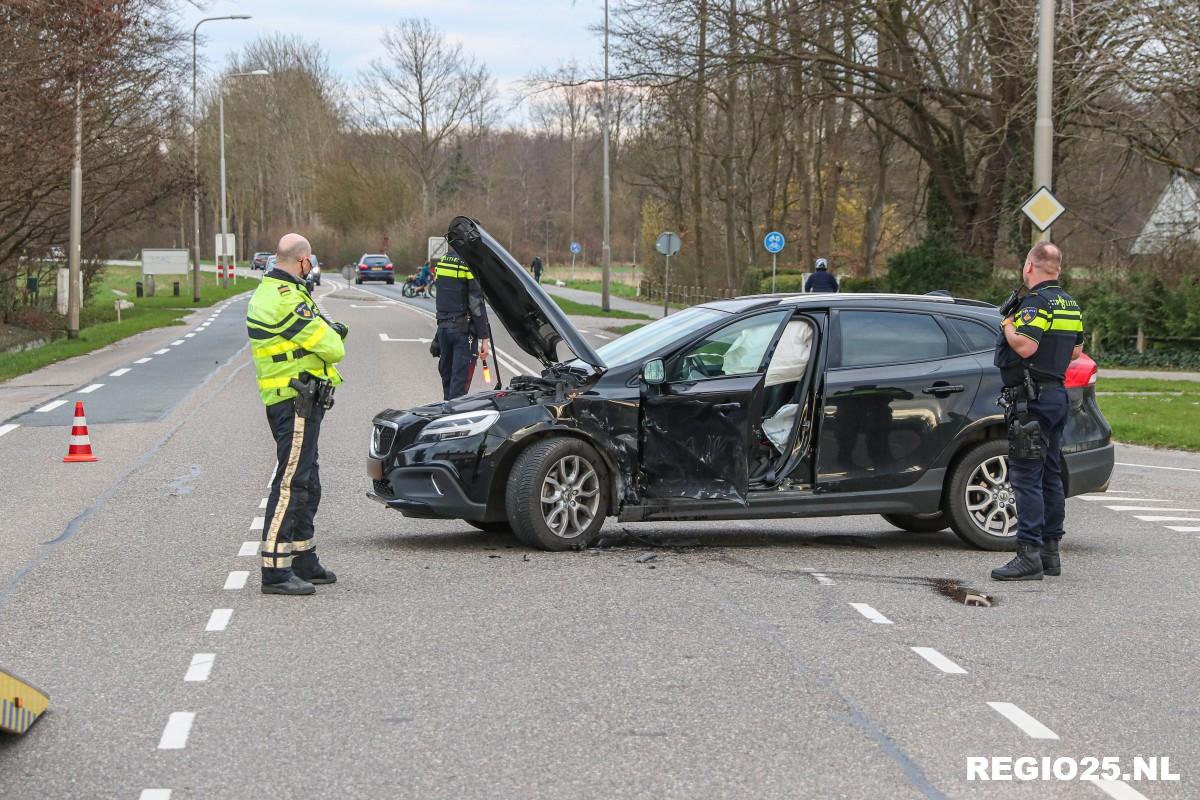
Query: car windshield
585,306,728,368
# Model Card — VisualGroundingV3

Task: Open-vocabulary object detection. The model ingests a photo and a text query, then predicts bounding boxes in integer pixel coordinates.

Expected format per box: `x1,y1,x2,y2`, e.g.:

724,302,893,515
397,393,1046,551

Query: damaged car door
639,309,791,508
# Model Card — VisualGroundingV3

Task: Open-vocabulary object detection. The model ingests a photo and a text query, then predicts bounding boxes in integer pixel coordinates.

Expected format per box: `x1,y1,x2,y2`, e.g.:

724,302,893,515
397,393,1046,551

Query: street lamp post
600,0,612,312
1032,0,1055,244
218,70,269,288
192,14,251,302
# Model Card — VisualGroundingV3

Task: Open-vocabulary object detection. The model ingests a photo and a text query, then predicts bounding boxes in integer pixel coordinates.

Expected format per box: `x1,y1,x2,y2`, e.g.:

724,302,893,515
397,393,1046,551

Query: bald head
275,233,312,277
1025,242,1062,278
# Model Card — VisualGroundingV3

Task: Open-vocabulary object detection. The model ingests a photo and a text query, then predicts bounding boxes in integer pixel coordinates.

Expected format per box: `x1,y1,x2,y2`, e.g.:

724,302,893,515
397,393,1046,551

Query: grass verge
551,295,651,320
0,266,250,382
1096,378,1200,451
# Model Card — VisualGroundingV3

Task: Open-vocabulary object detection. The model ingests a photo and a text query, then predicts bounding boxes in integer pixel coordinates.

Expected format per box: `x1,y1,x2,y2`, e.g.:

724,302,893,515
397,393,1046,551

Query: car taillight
358,264,367,270
1065,352,1098,389
385,263,393,270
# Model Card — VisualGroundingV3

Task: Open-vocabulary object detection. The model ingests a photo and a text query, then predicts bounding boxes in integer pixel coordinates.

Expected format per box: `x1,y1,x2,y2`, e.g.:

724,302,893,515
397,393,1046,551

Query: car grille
373,479,394,499
371,423,397,457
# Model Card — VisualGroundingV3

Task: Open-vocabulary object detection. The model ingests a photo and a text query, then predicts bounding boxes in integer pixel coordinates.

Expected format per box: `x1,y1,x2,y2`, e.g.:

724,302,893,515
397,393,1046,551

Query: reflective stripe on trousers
261,400,325,583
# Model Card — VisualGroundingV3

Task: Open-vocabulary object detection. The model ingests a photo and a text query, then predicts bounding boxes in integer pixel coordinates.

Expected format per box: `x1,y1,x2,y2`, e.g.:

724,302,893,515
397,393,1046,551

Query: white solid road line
0,423,20,438
205,609,233,632
1166,526,1200,532
154,348,170,355
78,383,104,394
1078,495,1162,502
139,790,172,800
1134,515,1200,523
987,702,1059,739
849,603,893,624
156,712,195,750
238,541,258,557
110,367,131,376
35,399,67,412
184,653,215,682
223,571,249,590
134,357,152,364
1117,461,1200,473
1107,505,1200,513
911,647,968,674
1095,779,1150,800
251,516,264,530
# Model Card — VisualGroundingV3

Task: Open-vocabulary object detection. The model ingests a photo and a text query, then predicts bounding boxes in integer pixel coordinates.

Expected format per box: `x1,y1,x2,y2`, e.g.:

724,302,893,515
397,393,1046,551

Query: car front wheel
945,439,1019,551
506,438,607,550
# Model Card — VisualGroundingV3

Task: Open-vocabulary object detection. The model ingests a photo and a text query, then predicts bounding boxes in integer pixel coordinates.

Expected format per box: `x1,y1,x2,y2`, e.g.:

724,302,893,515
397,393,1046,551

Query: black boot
990,542,1044,581
262,574,316,595
1041,537,1061,576
294,563,337,585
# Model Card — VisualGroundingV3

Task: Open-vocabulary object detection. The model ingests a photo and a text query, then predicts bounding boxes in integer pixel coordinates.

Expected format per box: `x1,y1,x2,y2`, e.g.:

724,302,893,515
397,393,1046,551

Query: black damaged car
367,217,1114,551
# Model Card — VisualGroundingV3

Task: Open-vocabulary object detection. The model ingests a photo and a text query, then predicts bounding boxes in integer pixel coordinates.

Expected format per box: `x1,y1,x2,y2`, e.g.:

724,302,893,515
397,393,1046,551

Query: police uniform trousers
261,399,325,584
1010,387,1069,548
435,317,477,400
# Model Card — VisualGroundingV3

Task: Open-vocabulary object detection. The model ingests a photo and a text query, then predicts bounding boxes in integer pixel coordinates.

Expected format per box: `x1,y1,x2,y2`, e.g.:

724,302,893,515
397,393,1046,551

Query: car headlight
417,410,500,443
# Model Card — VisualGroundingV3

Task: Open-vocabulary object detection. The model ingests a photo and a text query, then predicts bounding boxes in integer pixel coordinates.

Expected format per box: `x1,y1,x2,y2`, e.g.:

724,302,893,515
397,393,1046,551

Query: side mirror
641,358,665,385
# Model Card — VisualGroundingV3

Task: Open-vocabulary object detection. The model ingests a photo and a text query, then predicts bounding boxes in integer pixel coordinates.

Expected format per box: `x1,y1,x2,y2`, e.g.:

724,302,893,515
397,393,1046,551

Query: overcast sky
180,0,605,117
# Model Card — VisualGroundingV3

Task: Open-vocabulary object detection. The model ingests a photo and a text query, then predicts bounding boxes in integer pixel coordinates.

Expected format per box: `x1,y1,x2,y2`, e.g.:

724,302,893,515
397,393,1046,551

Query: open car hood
446,216,605,370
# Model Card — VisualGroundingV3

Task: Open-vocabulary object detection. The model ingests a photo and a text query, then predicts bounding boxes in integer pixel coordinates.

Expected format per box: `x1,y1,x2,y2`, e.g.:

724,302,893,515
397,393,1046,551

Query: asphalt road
0,275,1196,799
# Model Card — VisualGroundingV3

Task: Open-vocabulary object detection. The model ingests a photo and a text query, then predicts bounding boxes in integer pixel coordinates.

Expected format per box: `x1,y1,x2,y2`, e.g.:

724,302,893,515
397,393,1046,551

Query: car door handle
714,402,742,413
922,384,965,396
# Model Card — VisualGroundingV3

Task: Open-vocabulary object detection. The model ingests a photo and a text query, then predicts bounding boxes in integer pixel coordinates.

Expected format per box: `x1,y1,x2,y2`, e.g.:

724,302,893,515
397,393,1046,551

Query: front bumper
1063,442,1115,496
367,462,487,520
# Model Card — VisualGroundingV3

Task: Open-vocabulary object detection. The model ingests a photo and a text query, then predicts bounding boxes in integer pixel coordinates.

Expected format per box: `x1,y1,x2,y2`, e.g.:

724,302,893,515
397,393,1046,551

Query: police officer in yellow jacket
433,247,491,399
248,233,347,595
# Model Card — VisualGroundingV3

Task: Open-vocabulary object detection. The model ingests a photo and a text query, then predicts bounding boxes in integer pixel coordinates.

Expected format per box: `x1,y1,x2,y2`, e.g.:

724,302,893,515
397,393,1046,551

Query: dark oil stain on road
930,578,996,607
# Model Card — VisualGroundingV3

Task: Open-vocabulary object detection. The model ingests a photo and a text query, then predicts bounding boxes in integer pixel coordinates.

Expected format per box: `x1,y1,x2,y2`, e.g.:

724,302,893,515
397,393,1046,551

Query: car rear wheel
506,438,607,551
945,439,1019,551
881,512,949,533
387,277,395,285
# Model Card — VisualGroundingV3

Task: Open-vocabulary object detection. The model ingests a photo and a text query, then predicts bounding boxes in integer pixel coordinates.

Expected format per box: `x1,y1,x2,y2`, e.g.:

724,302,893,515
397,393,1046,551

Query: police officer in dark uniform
991,242,1084,581
804,258,838,293
433,247,491,400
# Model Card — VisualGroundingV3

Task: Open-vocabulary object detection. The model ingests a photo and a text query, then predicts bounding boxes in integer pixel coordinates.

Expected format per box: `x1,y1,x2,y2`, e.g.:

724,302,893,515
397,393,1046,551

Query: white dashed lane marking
110,367,131,376
1116,461,1200,473
156,712,195,750
1078,496,1166,503
259,497,267,509
849,603,893,625
0,423,20,438
185,333,196,338
171,339,185,346
134,357,152,364
35,400,67,413
223,571,248,590
238,541,258,557
1134,515,1200,523
1096,779,1151,800
205,609,232,632
594,333,612,340
987,702,1059,739
251,516,264,530
139,790,172,800
154,348,170,355
183,653,215,682
1166,526,1200,532
911,647,968,674
78,383,103,394
811,572,834,586
1106,505,1200,512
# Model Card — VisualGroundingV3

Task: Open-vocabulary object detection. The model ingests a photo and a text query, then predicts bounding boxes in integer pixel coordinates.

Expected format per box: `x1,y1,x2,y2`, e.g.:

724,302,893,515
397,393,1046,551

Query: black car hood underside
446,216,605,370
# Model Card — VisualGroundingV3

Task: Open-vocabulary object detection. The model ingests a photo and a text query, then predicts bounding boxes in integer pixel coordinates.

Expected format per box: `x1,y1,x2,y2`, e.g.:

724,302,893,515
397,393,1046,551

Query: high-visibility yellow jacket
246,270,344,406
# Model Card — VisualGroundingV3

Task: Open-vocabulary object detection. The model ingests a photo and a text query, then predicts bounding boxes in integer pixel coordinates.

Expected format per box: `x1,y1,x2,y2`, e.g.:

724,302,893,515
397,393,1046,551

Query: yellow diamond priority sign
1021,186,1066,231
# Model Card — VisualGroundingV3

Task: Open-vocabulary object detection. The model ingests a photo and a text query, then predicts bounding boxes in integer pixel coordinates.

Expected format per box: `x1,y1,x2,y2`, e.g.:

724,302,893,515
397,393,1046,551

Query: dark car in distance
367,217,1114,552
356,253,394,284
252,251,271,271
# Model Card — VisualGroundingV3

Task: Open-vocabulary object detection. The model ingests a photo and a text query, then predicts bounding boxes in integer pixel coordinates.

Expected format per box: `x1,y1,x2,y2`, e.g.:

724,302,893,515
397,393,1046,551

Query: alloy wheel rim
540,455,600,539
964,455,1017,538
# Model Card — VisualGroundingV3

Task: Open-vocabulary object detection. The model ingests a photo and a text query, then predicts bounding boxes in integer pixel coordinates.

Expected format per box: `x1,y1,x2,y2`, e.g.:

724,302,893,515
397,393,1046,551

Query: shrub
885,237,993,298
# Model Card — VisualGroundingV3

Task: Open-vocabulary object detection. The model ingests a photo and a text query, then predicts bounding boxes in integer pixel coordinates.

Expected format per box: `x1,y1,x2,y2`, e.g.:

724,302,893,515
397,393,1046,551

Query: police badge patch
1019,306,1038,325
294,302,314,319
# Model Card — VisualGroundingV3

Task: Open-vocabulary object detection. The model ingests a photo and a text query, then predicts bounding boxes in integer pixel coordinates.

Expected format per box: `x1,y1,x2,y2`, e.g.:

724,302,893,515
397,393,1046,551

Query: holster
999,384,1044,460
289,375,335,419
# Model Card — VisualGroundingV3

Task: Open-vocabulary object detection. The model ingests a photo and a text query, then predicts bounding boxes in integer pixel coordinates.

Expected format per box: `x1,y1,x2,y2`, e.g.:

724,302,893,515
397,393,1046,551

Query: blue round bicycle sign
570,242,582,254
763,231,786,254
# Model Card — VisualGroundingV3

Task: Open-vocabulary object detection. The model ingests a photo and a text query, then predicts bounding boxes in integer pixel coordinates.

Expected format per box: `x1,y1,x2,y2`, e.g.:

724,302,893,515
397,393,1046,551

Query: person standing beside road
991,242,1084,582
247,233,348,596
804,258,838,293
433,246,491,400
531,255,543,283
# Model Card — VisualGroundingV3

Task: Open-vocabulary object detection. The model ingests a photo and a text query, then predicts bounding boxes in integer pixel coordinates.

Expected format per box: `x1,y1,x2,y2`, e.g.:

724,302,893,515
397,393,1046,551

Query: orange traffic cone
63,401,98,462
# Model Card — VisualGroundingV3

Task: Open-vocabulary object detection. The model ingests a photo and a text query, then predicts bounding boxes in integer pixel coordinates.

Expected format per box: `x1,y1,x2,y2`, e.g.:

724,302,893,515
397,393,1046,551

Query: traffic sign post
763,231,785,292
655,232,681,316
570,241,581,279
